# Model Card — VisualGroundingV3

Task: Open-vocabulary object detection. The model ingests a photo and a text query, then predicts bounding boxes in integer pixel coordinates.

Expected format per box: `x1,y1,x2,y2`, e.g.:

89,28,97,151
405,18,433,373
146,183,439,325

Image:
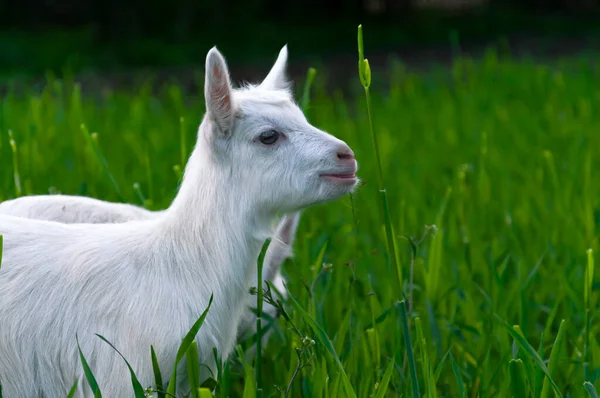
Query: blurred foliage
1,4,600,79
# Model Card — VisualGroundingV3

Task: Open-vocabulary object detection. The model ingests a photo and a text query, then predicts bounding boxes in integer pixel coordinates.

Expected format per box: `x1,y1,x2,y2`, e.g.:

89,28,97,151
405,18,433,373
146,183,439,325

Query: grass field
0,31,599,397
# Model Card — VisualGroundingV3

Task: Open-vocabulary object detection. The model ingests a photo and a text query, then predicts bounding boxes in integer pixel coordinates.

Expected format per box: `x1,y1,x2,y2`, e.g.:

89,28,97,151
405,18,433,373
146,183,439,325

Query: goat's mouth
320,173,358,184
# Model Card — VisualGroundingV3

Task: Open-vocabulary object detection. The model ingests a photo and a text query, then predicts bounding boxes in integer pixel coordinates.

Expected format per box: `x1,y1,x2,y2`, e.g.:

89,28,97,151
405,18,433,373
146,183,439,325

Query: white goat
0,44,359,397
0,194,301,349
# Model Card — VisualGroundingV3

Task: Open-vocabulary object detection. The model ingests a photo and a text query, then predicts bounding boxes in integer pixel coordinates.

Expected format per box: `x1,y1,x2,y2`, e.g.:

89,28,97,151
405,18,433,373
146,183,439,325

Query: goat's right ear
262,212,302,285
204,47,234,138
260,45,289,92
276,211,301,248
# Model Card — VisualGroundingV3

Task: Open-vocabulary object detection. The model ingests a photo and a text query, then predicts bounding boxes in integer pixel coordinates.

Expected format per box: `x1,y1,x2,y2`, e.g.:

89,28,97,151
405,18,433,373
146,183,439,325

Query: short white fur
0,44,359,397
0,194,301,350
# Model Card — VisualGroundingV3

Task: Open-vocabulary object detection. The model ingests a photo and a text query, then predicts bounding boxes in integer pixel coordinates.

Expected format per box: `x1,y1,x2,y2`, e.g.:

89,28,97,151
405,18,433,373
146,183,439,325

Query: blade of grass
357,24,401,296
151,345,166,398
66,380,78,398
509,359,529,398
399,299,420,398
286,285,357,398
300,68,317,113
449,351,467,398
534,332,544,398
584,381,599,398
513,325,535,397
541,319,566,398
374,358,395,398
235,345,256,398
80,124,123,201
76,334,102,398
494,314,563,397
256,238,271,398
8,131,22,197
95,334,146,398
415,317,433,398
166,294,214,396
585,249,595,381
180,116,187,169
186,341,201,398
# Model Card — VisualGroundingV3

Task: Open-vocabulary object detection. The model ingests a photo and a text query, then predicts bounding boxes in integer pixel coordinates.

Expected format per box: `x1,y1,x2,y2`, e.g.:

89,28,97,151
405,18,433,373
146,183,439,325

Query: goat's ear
276,211,301,247
262,212,302,284
205,46,234,137
260,45,289,91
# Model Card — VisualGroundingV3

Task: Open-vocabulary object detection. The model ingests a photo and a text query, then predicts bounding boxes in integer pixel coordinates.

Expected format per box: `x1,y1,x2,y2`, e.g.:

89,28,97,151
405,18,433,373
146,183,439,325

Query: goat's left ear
205,46,234,137
260,45,289,91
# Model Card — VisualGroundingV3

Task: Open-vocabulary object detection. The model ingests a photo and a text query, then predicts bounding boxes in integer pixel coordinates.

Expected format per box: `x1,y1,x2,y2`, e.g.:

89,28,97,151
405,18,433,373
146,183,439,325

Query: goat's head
198,45,359,214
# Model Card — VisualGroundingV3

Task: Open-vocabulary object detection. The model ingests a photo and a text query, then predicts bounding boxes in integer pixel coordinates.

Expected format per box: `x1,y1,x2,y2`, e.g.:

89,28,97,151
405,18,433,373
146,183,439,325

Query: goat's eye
259,130,280,145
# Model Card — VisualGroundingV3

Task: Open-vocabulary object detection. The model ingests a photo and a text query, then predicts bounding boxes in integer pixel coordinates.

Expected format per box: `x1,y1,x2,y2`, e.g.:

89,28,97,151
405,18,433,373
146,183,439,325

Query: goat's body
0,194,163,223
0,207,262,396
0,194,296,348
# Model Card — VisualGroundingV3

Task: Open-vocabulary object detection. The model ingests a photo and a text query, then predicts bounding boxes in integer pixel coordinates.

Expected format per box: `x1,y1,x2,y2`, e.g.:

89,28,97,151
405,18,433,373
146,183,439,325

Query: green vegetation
0,25,599,397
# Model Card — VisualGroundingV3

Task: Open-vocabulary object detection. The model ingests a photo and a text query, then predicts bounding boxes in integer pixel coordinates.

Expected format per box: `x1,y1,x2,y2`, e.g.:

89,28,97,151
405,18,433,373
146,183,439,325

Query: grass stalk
584,249,594,382
8,130,22,197
399,300,420,398
255,238,271,398
357,24,401,294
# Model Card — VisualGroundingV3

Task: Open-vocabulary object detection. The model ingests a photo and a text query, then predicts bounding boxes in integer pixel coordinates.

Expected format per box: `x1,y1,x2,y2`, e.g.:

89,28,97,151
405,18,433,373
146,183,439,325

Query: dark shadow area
1,0,599,90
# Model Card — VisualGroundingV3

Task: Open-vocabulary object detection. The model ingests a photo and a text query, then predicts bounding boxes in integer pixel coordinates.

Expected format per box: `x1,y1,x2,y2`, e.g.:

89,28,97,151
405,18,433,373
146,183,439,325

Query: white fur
0,45,359,397
0,194,300,354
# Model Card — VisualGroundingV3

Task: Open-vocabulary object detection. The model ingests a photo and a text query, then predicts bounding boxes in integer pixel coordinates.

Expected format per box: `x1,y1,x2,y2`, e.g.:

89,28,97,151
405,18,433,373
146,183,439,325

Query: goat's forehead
234,86,292,103
237,97,304,122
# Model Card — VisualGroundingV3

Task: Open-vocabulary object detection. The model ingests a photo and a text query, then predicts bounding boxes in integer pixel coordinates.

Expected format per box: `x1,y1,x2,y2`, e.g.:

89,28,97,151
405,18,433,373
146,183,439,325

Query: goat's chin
274,178,360,212
306,178,360,206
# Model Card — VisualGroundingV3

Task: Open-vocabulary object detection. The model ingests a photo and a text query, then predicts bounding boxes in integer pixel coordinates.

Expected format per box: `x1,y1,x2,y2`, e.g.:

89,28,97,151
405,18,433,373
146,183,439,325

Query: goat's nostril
337,149,355,161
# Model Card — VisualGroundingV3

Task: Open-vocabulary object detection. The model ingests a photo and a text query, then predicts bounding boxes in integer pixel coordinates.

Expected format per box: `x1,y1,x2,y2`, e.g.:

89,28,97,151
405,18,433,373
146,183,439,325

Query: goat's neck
160,143,275,304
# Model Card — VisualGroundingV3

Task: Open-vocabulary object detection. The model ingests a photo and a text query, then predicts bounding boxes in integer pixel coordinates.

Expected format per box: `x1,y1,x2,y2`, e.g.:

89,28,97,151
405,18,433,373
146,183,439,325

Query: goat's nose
336,145,355,162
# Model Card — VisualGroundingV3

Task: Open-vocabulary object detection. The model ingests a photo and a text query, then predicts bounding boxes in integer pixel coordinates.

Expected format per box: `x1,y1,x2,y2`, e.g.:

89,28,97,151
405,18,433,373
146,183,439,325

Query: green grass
1,28,600,397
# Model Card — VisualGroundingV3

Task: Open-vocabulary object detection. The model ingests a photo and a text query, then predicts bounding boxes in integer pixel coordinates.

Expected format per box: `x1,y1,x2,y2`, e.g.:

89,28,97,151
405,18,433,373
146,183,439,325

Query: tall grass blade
534,332,545,398
286,286,357,398
80,124,123,201
415,317,433,398
509,359,529,398
357,24,400,293
381,189,402,289
151,345,165,398
8,131,22,197
166,294,214,396
584,381,599,398
494,315,563,397
585,249,595,381
513,325,535,396
94,334,145,398
66,380,78,398
399,300,420,398
186,341,201,398
256,238,271,398
235,345,256,398
541,319,566,398
449,351,466,398
374,358,395,398
180,116,187,169
76,335,102,398
301,68,317,113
